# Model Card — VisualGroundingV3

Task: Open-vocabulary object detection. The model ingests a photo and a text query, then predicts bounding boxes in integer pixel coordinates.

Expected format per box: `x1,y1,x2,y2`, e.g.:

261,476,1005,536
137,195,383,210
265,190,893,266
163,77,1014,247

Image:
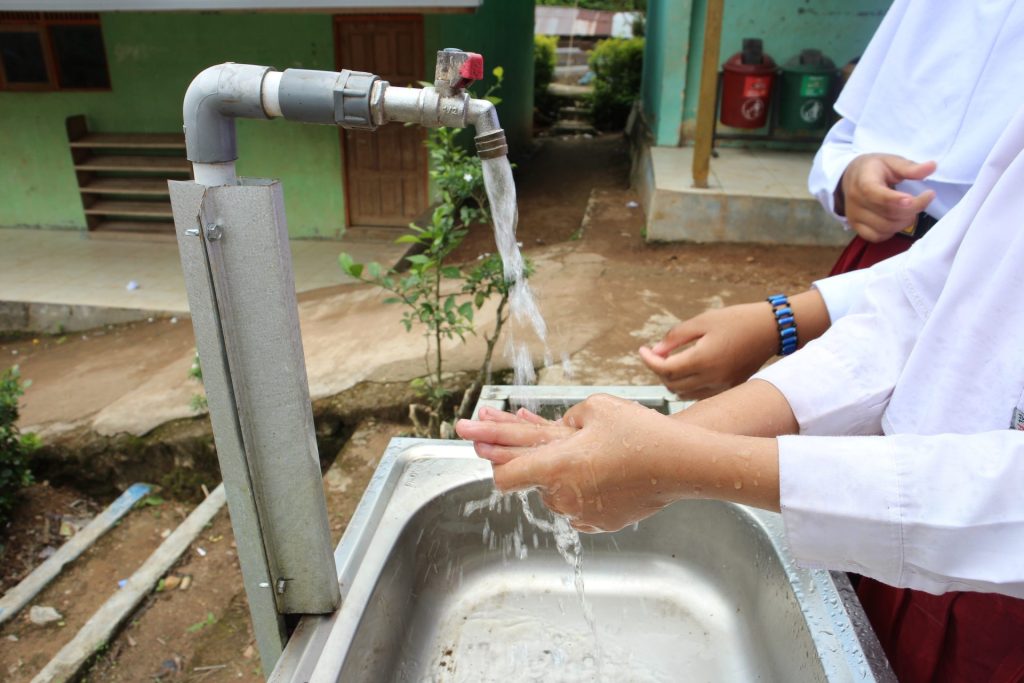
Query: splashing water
479,156,586,610
476,155,601,671
462,490,603,673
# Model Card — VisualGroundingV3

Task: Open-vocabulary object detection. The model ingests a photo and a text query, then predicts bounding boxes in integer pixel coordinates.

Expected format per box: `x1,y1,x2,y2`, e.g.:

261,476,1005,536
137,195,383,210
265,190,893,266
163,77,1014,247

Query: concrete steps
546,83,597,136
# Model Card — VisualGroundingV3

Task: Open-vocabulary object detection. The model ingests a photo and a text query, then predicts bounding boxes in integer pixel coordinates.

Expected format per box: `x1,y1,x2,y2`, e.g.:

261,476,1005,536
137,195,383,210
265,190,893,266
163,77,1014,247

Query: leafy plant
186,611,217,633
0,366,37,525
589,37,645,130
339,68,526,438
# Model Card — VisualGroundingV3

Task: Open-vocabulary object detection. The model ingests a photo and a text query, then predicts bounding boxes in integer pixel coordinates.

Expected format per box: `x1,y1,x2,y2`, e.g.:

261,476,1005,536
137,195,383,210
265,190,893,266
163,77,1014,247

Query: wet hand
457,405,577,464
837,153,936,242
638,303,779,400
457,395,696,532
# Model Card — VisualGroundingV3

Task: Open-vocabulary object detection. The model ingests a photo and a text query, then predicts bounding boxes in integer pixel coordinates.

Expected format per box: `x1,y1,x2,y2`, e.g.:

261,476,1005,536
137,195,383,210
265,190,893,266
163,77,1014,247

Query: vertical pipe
691,0,724,189
192,161,239,187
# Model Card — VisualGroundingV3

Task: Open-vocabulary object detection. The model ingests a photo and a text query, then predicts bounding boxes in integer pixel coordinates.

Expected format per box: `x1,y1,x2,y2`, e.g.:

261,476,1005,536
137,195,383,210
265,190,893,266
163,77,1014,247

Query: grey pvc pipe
182,62,508,169
183,63,273,164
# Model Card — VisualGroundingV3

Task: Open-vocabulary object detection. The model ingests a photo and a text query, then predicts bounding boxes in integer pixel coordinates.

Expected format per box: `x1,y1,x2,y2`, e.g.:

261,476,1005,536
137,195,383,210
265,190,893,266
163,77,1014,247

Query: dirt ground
0,133,841,681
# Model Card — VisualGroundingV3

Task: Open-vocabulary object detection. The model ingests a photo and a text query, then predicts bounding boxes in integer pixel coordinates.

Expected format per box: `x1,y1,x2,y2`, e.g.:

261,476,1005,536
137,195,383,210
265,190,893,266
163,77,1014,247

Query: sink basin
271,387,894,683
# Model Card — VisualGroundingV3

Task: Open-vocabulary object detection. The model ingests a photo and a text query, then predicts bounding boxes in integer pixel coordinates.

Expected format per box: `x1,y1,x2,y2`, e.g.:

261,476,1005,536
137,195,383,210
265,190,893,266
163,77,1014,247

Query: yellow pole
692,0,724,189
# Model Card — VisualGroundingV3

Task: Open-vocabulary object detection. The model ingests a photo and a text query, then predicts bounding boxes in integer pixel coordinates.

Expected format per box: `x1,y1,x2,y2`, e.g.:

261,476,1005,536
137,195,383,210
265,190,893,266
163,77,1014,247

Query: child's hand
458,395,693,532
639,303,778,399
837,153,937,242
458,405,576,464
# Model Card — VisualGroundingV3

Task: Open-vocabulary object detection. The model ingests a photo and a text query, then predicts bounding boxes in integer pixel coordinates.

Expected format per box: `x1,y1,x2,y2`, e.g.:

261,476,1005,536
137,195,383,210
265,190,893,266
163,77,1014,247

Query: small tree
339,69,525,438
1,366,38,525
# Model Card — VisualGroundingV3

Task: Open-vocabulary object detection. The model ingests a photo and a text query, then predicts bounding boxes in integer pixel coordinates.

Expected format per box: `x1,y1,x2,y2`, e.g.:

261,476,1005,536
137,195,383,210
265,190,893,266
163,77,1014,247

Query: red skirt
832,236,1024,682
828,233,916,275
858,581,1024,682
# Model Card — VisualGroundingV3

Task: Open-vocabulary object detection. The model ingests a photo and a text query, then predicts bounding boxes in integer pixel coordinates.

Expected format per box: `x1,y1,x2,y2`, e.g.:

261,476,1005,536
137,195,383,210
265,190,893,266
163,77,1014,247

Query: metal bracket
171,180,341,674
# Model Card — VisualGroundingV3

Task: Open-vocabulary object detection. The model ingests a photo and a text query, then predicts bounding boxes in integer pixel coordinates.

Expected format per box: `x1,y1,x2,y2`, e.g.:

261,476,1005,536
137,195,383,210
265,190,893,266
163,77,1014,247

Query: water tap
377,48,507,159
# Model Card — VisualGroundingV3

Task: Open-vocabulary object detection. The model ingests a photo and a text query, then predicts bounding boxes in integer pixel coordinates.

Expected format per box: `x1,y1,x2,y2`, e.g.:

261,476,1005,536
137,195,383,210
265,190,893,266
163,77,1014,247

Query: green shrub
589,37,645,130
534,34,559,115
537,0,646,10
1,366,37,525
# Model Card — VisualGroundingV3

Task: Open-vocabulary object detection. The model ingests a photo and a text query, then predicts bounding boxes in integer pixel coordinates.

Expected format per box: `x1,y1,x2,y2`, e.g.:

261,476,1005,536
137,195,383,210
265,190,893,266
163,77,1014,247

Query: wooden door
335,15,428,227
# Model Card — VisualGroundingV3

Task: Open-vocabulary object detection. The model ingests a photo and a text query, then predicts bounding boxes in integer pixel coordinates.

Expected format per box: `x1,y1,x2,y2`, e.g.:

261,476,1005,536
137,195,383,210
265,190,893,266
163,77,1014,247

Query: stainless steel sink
271,387,894,683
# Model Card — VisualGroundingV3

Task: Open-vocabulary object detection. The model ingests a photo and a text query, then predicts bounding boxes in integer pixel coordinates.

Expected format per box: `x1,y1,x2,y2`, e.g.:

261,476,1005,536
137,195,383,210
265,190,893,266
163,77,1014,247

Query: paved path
0,228,407,313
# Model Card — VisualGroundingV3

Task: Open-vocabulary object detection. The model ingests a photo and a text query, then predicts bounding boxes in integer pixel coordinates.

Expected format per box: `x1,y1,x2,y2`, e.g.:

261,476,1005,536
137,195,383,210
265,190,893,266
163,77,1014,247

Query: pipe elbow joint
466,98,499,136
183,63,273,163
467,99,507,159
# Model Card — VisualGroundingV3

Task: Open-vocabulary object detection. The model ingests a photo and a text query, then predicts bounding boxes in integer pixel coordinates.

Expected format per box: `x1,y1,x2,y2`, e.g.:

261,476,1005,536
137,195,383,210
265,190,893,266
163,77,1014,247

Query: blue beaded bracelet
767,293,798,356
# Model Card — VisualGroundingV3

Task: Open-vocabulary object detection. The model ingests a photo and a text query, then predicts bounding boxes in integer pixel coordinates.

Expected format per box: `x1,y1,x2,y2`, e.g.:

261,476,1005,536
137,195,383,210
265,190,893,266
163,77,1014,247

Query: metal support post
170,178,340,673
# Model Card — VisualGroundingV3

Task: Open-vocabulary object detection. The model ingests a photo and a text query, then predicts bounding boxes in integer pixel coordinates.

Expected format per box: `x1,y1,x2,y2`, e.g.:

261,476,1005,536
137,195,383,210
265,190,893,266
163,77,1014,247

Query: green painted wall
641,0,889,147
0,3,534,235
0,13,343,236
425,0,535,154
641,0,693,147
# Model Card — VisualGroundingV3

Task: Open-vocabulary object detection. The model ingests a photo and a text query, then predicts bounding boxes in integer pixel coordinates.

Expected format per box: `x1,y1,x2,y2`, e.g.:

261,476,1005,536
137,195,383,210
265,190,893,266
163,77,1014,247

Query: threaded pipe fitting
475,129,508,160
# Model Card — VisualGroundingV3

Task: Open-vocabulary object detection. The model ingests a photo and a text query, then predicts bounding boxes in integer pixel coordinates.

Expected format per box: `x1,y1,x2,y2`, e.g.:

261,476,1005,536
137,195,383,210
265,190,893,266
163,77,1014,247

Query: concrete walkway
0,228,406,315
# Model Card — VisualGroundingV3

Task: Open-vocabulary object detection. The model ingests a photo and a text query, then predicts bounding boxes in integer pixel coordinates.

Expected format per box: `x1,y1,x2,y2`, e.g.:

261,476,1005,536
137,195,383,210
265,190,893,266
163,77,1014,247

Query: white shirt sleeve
755,262,921,436
812,251,909,322
753,198,1024,597
754,267,1024,597
778,430,1024,598
808,118,861,224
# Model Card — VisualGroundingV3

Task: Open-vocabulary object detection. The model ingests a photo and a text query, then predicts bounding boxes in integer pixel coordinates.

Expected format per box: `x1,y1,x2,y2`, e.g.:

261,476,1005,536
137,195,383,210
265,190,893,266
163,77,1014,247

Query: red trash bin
720,38,776,129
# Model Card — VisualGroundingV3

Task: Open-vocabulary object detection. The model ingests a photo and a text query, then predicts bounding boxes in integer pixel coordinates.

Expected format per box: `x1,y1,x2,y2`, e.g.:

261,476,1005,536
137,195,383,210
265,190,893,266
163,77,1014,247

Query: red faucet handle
459,53,484,83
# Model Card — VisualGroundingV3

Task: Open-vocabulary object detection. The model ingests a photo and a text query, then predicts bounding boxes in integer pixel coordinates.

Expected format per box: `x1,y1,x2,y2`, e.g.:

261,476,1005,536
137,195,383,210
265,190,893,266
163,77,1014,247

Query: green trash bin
777,49,836,131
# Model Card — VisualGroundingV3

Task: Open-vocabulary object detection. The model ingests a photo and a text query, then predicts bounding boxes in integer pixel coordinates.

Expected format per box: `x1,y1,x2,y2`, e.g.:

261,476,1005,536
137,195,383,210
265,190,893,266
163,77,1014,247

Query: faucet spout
467,98,508,159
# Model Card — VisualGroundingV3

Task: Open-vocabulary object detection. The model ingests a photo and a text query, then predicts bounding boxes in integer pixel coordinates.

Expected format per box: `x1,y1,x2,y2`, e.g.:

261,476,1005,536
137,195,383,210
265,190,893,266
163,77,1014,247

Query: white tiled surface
0,228,407,313
652,146,816,199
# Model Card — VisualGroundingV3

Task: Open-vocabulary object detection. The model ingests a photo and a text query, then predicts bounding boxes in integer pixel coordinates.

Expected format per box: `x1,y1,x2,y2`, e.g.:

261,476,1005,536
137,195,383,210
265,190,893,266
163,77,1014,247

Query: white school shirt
807,0,1024,321
755,103,1024,599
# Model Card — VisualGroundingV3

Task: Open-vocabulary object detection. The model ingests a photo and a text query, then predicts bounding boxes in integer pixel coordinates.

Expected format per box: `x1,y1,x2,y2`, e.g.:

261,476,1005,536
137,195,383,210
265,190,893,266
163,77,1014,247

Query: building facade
0,0,534,238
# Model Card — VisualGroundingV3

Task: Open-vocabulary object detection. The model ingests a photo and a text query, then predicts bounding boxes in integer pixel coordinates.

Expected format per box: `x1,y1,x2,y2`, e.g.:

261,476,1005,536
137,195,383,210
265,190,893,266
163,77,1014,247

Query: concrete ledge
0,300,175,335
633,144,850,246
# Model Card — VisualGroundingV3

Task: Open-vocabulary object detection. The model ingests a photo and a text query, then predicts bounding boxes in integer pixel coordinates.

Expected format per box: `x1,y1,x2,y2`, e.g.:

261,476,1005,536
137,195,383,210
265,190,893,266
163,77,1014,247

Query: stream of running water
475,155,603,667
480,155,568,396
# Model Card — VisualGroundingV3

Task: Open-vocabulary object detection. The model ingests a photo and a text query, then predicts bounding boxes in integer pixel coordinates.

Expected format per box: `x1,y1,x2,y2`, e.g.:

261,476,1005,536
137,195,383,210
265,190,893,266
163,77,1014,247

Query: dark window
0,13,109,91
50,24,109,88
0,29,48,84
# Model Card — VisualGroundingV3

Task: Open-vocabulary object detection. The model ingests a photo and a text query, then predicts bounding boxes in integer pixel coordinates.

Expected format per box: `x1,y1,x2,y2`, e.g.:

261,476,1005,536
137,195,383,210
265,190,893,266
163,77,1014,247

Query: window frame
0,12,111,92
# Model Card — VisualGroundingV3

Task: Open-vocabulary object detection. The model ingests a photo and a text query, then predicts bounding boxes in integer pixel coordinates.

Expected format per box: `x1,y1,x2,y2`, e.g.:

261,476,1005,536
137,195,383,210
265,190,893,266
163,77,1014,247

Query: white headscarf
838,0,1024,185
